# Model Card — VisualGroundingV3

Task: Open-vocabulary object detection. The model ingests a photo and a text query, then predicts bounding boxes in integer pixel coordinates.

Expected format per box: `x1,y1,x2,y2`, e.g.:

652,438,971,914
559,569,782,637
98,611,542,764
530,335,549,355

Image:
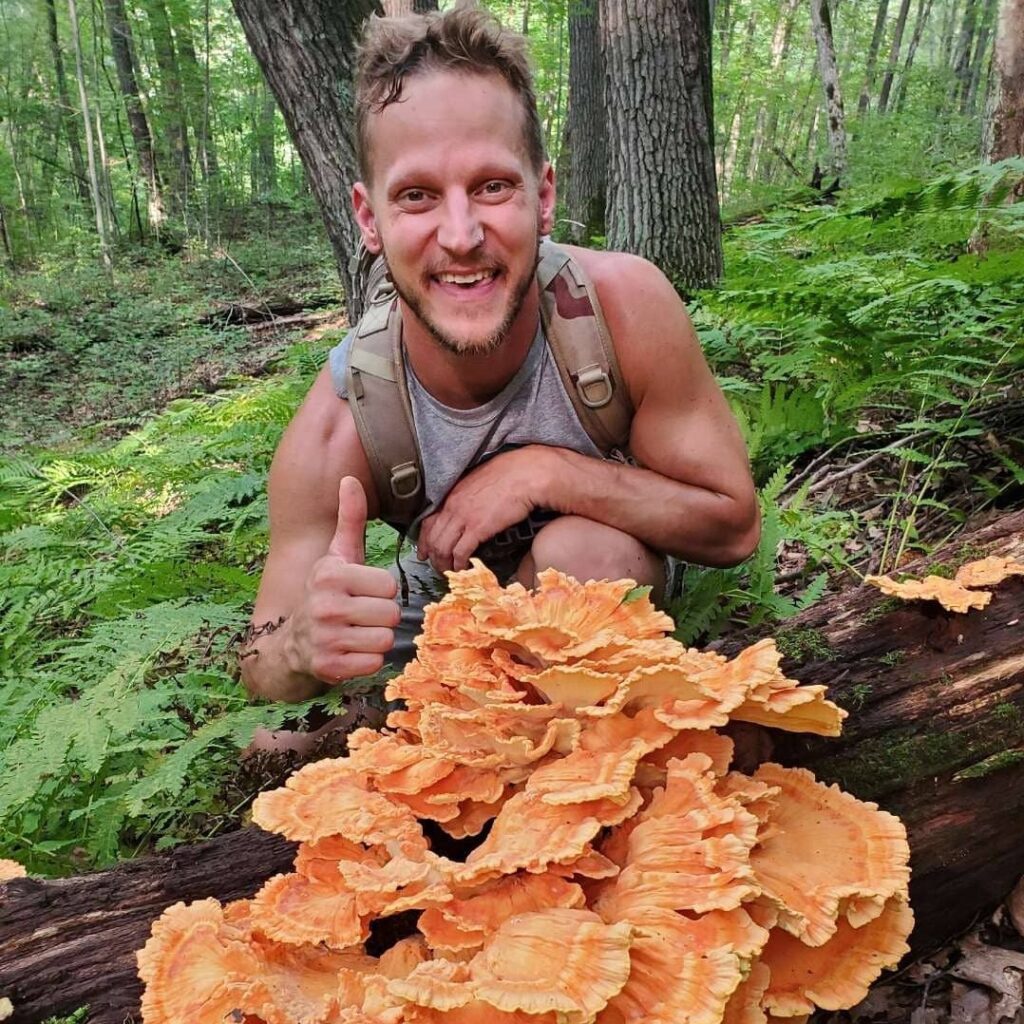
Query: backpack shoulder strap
345,271,424,528
537,239,633,453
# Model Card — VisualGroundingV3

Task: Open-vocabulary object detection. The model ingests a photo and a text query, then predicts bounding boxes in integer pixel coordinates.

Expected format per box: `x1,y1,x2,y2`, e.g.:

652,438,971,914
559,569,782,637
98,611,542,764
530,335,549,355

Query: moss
992,702,1023,724
953,748,1024,782
864,596,902,624
879,649,906,667
840,683,873,711
925,561,956,579
819,727,975,800
775,626,838,664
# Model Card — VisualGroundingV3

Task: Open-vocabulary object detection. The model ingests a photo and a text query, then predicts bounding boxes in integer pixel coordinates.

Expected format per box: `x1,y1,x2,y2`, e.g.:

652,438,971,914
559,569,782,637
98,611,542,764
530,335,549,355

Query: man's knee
520,515,665,596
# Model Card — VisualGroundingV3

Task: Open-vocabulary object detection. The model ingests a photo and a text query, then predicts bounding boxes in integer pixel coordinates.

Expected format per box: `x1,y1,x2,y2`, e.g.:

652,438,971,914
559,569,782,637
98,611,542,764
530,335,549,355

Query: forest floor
3,177,1024,1022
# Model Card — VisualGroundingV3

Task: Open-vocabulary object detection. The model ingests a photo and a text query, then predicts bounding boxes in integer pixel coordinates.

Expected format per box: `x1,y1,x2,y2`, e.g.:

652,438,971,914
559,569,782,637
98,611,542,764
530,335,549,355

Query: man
241,4,758,703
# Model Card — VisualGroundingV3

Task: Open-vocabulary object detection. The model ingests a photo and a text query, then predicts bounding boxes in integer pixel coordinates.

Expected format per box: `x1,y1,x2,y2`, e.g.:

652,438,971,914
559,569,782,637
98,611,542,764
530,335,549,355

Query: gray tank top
329,326,601,568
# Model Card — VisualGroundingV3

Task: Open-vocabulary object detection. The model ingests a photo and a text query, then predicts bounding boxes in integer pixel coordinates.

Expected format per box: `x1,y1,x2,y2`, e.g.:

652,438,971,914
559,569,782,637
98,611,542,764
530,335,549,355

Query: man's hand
416,447,546,574
282,476,400,684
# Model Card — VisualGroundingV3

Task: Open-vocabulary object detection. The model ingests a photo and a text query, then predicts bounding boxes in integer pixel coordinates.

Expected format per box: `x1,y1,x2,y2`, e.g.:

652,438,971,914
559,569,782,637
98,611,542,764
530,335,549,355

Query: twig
803,433,930,497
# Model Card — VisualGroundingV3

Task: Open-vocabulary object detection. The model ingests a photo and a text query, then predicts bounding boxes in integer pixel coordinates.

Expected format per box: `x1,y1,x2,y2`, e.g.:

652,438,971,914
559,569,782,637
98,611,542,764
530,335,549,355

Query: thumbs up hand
285,476,400,685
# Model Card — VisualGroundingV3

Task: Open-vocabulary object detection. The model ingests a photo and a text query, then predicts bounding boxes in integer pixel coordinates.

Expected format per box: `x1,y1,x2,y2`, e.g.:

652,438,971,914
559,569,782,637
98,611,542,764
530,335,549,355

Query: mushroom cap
251,760,423,846
726,640,846,737
0,858,26,880
865,573,992,613
420,872,585,954
597,907,745,1024
760,897,914,1014
467,907,633,1020
954,555,1024,588
749,764,911,946
136,899,261,1024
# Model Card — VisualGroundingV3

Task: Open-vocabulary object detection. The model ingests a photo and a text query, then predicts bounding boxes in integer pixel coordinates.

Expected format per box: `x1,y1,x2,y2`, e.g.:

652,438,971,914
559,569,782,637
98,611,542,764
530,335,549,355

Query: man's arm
241,366,400,702
415,249,759,571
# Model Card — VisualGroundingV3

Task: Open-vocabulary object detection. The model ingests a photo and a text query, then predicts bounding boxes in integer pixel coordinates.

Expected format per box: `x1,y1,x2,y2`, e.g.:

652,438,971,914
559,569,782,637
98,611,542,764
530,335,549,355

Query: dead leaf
1006,877,1024,939
951,940,1024,1023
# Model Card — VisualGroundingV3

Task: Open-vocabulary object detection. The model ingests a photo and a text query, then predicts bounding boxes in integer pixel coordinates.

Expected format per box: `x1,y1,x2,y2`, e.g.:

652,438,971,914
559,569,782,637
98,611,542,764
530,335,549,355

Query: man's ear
352,182,382,254
538,162,556,237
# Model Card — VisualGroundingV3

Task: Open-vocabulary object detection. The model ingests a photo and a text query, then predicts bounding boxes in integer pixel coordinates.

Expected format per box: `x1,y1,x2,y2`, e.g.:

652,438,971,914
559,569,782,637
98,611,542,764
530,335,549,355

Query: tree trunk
809,0,847,180
251,81,277,199
964,0,1000,112
894,0,934,112
601,0,722,291
3,512,1024,1023
717,6,755,198
951,0,981,106
67,0,112,272
230,0,380,319
877,0,913,113
171,1,221,185
747,0,800,182
381,0,438,14
104,0,165,230
561,0,606,244
984,0,1024,164
858,0,891,115
142,0,193,210
44,0,91,206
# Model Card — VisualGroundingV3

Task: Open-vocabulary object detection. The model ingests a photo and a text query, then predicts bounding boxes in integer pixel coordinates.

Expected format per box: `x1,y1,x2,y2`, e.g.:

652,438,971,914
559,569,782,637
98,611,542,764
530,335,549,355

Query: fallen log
1,511,1023,1024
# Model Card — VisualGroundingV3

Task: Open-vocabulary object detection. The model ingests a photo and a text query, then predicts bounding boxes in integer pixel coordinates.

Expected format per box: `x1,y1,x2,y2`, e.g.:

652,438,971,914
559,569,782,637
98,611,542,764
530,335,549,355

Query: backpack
345,238,633,528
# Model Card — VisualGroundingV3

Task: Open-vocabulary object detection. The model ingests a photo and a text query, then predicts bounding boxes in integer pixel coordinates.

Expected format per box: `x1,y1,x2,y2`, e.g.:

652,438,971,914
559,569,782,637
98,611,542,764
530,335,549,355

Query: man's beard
383,240,539,357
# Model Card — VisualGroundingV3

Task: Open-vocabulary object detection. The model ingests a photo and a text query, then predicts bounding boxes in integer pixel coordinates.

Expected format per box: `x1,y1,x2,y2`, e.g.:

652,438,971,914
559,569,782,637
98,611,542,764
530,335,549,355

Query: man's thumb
328,476,367,564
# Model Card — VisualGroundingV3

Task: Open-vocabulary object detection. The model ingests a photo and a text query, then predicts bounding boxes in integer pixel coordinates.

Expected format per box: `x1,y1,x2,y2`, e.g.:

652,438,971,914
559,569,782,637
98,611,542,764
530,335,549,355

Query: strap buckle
574,364,613,409
390,462,422,501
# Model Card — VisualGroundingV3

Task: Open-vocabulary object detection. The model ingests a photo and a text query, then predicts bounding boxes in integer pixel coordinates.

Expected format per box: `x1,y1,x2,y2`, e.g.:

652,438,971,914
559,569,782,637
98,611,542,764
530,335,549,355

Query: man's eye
399,189,429,205
481,181,510,197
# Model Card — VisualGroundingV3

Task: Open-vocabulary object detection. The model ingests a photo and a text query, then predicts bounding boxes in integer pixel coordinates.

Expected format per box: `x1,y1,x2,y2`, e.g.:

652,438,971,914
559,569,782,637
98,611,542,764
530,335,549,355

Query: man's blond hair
354,2,546,182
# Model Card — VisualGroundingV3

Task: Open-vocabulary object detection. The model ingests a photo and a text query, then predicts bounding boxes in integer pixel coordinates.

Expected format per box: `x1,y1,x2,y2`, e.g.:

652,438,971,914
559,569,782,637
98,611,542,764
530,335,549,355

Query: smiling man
241,3,759,703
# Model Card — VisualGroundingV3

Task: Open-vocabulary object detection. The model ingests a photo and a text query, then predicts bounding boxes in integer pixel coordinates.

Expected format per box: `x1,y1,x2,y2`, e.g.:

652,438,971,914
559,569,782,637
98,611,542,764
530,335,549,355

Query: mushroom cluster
866,554,1024,613
138,563,913,1024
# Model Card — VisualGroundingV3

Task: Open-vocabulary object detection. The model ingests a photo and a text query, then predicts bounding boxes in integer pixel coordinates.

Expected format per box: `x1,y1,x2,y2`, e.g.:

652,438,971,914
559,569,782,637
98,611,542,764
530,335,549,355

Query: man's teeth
437,271,493,284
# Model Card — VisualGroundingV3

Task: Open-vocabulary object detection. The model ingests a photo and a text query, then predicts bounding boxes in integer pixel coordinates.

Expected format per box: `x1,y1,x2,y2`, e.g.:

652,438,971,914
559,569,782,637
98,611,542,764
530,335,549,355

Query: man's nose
436,193,483,255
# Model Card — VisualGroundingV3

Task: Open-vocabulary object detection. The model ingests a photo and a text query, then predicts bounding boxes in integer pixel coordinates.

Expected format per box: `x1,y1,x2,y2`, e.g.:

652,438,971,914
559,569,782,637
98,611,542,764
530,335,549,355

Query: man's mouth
432,269,500,289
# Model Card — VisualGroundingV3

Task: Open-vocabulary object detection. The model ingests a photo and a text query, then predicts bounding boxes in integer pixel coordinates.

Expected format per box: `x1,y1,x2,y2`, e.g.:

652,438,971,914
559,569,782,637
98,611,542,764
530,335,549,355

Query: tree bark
951,0,981,106
747,0,800,181
141,0,193,210
561,0,606,244
67,0,112,272
894,0,934,112
230,0,380,319
171,0,221,186
103,0,165,230
858,0,891,115
43,0,91,206
809,0,847,180
381,0,438,14
601,0,722,291
964,0,1000,112
877,0,913,113
984,0,1024,164
3,511,1024,1024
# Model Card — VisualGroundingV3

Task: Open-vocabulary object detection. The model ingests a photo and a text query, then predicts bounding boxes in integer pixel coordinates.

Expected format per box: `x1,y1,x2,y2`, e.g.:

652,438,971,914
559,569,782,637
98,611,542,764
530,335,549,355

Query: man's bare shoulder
269,364,379,522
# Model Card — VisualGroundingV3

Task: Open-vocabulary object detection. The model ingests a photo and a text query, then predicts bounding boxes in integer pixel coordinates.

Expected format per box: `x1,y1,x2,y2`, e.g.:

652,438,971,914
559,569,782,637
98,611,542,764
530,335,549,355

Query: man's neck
400,287,541,410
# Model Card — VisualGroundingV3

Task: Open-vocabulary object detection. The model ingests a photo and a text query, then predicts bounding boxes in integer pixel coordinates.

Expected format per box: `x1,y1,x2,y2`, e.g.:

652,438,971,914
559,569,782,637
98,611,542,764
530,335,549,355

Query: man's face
352,71,555,356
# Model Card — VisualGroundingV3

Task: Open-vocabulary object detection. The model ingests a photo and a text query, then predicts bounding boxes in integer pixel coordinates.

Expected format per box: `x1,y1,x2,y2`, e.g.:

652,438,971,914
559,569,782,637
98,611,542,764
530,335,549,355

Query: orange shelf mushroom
866,554,1024,613
138,561,911,1024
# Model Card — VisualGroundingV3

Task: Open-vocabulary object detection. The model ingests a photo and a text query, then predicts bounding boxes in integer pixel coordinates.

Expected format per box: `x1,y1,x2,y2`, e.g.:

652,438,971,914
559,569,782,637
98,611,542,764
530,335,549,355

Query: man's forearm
239,618,325,703
537,446,760,567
